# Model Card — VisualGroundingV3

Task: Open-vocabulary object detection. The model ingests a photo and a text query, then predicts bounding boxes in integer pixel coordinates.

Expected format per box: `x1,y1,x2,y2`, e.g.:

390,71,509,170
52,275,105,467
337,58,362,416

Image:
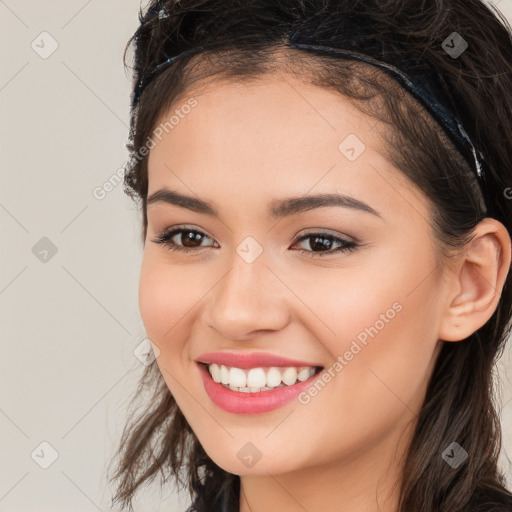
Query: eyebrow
147,188,382,219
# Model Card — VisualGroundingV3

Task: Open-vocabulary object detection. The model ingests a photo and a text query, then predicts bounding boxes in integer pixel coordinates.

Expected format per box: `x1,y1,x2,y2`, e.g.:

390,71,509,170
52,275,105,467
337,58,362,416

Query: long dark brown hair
107,1,512,511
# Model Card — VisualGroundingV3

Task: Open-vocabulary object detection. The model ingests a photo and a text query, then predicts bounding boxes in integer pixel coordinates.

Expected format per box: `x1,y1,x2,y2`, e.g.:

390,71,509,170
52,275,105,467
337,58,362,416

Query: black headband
131,7,488,210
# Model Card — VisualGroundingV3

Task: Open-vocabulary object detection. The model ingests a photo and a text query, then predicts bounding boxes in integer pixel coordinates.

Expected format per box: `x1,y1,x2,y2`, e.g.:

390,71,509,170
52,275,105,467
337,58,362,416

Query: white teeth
206,363,318,392
266,367,282,388
297,368,312,381
229,367,247,388
282,367,298,385
220,365,229,385
209,364,221,383
247,368,267,388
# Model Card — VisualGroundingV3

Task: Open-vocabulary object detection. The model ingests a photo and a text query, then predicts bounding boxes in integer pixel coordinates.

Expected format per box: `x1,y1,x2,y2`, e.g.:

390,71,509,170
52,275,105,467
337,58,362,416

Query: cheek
291,247,440,432
138,253,199,347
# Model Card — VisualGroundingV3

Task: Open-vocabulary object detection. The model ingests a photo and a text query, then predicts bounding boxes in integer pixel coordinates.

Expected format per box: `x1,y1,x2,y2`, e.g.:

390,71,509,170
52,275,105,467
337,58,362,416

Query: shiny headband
131,7,488,208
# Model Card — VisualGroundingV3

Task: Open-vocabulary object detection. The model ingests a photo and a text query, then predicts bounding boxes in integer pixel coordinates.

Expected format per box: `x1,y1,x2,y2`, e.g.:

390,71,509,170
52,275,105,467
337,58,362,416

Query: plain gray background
1,1,512,511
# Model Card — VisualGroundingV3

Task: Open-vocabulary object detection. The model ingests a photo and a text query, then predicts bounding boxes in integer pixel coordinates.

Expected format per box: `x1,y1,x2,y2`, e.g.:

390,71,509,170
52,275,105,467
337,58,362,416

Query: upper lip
196,351,323,369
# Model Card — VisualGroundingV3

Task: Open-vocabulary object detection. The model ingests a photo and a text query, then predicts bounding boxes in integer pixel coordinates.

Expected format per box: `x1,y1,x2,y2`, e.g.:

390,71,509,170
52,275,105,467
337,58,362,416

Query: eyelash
151,226,358,257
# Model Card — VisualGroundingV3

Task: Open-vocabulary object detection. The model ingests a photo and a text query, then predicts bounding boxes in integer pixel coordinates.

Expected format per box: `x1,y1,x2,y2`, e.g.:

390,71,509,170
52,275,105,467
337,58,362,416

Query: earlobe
438,218,512,342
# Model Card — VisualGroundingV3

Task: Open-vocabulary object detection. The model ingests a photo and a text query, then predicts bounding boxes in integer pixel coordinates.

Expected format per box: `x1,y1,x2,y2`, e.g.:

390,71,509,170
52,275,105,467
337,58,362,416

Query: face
139,73,447,478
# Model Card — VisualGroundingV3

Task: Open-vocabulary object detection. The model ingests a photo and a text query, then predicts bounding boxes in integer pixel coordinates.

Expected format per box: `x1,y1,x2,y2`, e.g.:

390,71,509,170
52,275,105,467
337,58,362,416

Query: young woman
108,1,512,511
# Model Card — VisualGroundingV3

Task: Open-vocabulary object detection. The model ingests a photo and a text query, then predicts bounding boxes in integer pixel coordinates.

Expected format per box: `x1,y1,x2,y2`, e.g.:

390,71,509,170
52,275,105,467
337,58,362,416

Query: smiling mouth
199,362,324,393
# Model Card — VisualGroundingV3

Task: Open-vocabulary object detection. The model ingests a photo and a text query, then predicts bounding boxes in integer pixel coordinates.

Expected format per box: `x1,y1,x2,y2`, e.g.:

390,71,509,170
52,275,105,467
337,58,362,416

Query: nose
204,253,290,341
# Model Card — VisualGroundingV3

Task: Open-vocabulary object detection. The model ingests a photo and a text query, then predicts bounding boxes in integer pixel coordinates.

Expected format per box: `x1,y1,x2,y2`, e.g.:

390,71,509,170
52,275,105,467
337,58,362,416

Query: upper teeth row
207,364,317,388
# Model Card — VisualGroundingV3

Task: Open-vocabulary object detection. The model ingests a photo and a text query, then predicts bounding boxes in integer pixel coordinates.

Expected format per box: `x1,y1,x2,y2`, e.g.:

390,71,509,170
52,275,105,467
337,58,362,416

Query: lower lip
197,362,324,414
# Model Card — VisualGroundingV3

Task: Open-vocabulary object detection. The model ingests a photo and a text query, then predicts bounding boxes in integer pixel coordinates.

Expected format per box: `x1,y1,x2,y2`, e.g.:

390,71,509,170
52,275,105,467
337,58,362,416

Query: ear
438,218,511,342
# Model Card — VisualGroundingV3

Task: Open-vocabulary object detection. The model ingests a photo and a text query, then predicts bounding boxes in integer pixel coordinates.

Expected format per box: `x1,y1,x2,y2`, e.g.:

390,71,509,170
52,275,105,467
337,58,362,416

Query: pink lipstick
196,353,324,414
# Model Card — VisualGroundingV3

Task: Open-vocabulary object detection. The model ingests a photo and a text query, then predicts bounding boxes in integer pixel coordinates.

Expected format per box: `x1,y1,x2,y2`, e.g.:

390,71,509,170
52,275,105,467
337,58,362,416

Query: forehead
149,73,374,162
146,75,427,222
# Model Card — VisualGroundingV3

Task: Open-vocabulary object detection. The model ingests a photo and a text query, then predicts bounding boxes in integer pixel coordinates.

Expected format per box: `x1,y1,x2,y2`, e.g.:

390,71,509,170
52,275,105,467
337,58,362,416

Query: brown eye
292,232,358,257
151,227,358,258
152,227,217,253
180,230,206,248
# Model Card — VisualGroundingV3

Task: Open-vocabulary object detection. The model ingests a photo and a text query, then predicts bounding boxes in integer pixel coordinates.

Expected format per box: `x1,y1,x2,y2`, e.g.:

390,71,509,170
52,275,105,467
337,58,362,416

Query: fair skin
138,72,511,512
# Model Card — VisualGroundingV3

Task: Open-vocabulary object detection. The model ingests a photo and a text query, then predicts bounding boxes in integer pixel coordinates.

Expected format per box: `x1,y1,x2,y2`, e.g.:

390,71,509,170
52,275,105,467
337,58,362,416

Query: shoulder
467,486,512,512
